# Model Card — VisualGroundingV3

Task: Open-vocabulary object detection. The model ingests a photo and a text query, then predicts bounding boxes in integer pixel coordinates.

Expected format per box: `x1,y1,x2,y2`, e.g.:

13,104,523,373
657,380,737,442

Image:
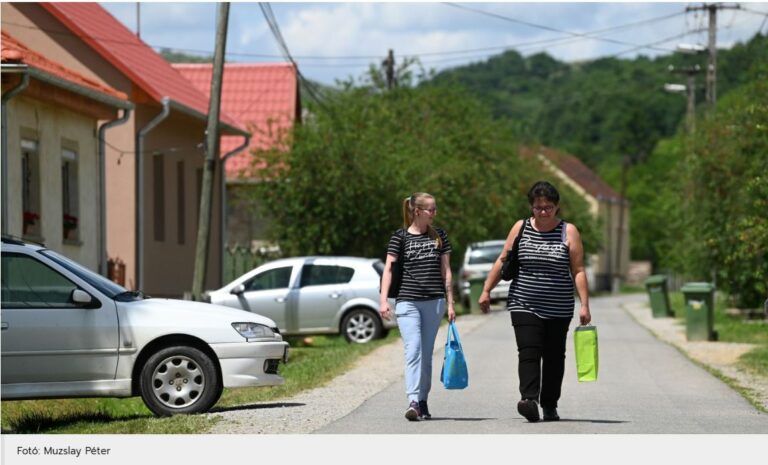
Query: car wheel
341,308,382,344
139,345,221,416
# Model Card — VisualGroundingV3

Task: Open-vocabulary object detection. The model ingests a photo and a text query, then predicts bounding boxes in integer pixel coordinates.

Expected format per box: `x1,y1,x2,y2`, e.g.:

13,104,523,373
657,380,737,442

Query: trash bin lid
644,275,667,285
681,282,715,293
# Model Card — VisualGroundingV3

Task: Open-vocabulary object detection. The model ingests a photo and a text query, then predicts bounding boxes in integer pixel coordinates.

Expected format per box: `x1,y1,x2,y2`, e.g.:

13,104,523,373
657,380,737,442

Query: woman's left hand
579,304,592,325
447,302,456,322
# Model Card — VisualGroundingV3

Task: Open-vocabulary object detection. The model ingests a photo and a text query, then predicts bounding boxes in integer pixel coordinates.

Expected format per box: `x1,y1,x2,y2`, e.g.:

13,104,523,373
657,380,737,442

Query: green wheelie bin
644,275,672,318
467,277,485,314
681,282,717,341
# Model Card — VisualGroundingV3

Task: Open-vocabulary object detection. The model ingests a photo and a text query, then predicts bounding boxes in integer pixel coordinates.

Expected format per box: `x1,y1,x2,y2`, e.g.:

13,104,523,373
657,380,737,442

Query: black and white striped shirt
387,228,452,302
507,219,575,319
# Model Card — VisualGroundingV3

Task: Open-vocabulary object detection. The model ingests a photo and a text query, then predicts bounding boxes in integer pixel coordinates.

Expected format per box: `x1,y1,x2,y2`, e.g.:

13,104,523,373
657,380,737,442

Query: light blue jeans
395,298,446,403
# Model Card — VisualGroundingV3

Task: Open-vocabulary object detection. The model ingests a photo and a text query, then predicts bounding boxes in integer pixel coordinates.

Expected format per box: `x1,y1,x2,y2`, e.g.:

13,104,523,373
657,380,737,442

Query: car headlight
232,322,275,339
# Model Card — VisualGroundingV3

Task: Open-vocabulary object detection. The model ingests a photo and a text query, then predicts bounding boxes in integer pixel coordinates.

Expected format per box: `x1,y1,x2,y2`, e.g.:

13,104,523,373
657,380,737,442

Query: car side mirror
231,284,245,295
72,289,93,305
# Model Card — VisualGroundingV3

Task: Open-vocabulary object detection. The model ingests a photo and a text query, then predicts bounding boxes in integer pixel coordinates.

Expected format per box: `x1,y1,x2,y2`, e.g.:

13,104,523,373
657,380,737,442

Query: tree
249,68,598,270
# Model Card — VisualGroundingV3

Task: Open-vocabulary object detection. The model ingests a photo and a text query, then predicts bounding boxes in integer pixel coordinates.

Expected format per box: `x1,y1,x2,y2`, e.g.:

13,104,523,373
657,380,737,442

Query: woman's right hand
380,301,393,321
478,291,492,314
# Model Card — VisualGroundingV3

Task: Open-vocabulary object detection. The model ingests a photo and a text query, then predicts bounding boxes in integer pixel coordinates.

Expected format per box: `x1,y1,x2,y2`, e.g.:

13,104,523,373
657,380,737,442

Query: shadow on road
211,402,306,413
428,417,496,422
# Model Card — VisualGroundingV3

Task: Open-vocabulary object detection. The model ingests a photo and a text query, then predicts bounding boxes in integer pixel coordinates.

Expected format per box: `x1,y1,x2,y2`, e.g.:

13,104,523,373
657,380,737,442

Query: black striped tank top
507,219,575,319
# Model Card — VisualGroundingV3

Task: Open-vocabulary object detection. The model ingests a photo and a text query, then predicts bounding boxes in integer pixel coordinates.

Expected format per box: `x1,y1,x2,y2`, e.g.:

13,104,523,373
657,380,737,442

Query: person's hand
380,301,393,321
579,304,591,325
478,291,492,314
447,302,456,322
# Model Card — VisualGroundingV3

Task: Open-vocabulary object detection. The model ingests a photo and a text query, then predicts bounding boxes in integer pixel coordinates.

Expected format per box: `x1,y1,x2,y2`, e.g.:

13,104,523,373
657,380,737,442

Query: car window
300,265,355,287
243,266,292,291
1,252,80,308
468,245,504,265
372,261,384,277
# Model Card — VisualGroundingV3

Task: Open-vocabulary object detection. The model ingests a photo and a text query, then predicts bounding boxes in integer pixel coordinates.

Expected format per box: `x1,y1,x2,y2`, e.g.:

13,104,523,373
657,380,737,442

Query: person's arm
567,223,591,325
479,219,524,314
441,253,456,322
379,253,397,321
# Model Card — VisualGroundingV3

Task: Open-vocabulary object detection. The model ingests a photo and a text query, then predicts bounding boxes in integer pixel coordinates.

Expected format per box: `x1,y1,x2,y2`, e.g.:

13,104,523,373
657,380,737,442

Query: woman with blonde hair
380,192,455,421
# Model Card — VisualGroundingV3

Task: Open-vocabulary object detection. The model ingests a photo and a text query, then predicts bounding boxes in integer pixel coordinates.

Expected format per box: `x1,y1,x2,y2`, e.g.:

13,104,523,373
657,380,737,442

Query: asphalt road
317,294,768,434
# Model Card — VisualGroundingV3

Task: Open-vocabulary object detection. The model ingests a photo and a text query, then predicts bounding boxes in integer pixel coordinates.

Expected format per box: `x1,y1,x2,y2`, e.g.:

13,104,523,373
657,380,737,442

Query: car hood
123,298,279,328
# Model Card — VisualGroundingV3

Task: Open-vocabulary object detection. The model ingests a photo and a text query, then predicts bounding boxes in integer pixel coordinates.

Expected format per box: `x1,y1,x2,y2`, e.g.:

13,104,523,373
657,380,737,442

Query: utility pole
666,64,701,135
136,2,141,39
191,2,229,301
685,3,740,106
613,154,630,294
383,49,395,90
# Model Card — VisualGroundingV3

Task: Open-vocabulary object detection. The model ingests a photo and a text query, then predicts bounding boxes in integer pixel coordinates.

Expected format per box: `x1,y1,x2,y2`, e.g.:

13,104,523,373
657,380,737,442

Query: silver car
1,237,288,416
457,240,511,308
208,256,397,344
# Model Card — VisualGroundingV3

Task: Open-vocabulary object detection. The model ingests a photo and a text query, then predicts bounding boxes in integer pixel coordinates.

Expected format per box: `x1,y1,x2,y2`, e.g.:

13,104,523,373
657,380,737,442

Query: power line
442,2,679,54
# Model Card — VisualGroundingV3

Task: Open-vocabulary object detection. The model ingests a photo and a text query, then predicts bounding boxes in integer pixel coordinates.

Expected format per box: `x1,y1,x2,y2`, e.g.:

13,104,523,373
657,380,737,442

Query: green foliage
251,69,598,269
159,48,212,63
641,61,768,308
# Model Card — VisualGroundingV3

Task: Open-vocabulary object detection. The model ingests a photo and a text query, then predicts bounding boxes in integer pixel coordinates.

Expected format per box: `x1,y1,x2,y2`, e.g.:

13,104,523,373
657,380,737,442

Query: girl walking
379,192,456,421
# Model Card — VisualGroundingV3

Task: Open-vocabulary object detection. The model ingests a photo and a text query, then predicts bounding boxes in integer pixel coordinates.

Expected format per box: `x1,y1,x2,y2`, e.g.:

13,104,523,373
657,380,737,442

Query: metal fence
222,243,281,284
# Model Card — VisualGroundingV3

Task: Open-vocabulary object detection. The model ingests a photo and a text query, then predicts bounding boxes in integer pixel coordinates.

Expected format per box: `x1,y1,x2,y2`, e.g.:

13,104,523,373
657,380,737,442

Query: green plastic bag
574,325,598,382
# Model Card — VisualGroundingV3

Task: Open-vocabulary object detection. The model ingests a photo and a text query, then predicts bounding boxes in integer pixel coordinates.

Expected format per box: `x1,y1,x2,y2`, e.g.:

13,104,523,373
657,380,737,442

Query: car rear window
468,245,504,265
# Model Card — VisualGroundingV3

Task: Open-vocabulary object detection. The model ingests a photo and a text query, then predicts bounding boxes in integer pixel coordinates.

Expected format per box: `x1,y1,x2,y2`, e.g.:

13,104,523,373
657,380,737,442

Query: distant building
2,3,249,296
521,145,630,291
174,63,301,247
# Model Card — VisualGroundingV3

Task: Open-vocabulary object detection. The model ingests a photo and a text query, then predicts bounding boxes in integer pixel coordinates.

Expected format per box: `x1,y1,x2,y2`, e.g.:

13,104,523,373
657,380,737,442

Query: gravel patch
623,301,768,411
207,314,490,434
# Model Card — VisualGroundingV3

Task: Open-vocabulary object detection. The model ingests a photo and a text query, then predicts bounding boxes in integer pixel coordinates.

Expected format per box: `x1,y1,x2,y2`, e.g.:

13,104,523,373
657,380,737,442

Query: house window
177,161,185,244
153,154,165,242
21,139,41,238
61,148,79,241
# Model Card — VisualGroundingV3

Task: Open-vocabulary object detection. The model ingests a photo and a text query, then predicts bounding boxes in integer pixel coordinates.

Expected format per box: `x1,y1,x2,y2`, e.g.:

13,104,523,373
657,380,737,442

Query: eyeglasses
532,205,556,213
419,207,438,214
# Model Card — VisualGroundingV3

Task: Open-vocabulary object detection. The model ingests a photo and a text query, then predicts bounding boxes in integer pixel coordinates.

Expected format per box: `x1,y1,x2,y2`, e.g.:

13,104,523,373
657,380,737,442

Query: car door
0,251,119,385
296,263,354,331
220,266,293,331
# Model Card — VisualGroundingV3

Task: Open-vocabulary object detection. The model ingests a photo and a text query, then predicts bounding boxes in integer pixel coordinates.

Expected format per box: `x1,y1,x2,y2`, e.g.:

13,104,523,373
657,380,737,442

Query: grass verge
1,329,400,434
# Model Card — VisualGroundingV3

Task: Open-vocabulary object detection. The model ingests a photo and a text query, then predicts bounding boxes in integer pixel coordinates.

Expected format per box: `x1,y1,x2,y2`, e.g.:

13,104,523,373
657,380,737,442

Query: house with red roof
2,31,132,270
2,2,250,297
520,145,630,291
173,63,301,246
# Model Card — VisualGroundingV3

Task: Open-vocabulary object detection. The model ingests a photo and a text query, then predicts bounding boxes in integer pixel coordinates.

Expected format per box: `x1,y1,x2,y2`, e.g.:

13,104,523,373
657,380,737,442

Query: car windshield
39,249,129,298
468,245,504,265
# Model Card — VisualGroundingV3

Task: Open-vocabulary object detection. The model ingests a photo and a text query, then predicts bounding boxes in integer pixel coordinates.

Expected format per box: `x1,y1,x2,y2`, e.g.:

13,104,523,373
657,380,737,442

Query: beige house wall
141,111,223,297
5,96,100,269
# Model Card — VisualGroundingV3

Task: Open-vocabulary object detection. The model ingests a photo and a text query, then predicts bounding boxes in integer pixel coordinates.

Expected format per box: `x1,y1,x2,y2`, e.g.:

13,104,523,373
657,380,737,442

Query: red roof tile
520,145,622,201
39,2,244,133
2,30,128,101
174,63,299,179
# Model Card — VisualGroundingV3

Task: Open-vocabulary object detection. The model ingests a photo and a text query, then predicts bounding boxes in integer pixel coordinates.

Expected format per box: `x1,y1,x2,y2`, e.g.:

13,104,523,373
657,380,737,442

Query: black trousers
511,311,571,408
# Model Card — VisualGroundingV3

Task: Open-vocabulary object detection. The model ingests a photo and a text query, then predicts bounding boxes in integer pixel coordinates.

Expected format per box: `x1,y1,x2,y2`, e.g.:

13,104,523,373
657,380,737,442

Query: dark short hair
527,181,560,205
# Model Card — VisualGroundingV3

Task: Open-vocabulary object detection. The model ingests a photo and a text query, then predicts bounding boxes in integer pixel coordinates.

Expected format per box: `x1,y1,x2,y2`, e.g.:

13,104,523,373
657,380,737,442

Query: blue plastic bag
440,322,468,389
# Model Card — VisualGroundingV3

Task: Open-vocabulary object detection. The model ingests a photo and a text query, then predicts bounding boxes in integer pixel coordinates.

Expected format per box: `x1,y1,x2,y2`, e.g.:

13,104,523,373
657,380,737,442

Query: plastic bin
645,274,672,318
681,282,717,341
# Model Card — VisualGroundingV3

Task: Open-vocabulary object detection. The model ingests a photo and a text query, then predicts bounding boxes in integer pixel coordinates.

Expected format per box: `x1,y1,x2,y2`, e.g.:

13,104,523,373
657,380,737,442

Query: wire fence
222,243,282,284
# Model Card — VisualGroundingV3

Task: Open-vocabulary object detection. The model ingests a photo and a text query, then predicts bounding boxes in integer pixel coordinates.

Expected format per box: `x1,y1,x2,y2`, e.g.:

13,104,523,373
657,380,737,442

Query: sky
101,1,768,85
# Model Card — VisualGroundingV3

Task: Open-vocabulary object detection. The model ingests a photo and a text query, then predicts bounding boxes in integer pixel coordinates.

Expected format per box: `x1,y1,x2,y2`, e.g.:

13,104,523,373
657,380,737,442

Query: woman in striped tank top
479,181,591,423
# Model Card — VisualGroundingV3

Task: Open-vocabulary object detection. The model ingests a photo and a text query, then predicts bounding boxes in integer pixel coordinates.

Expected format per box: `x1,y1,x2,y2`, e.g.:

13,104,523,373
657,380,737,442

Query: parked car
208,256,397,344
0,237,288,416
457,240,510,308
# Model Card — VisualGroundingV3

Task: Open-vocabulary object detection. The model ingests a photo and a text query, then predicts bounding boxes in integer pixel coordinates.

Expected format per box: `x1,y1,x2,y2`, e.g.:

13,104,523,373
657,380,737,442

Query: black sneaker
517,399,540,422
542,406,560,421
418,400,432,420
405,401,420,421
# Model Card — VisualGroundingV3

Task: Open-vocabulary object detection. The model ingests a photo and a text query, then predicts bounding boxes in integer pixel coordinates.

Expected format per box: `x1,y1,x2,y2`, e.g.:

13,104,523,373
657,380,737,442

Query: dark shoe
405,401,420,421
517,399,540,422
418,400,432,420
542,406,560,421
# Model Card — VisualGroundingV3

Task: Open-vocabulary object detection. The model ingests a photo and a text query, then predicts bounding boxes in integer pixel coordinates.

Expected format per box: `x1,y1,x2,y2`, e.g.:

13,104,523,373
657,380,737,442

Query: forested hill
427,33,768,179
